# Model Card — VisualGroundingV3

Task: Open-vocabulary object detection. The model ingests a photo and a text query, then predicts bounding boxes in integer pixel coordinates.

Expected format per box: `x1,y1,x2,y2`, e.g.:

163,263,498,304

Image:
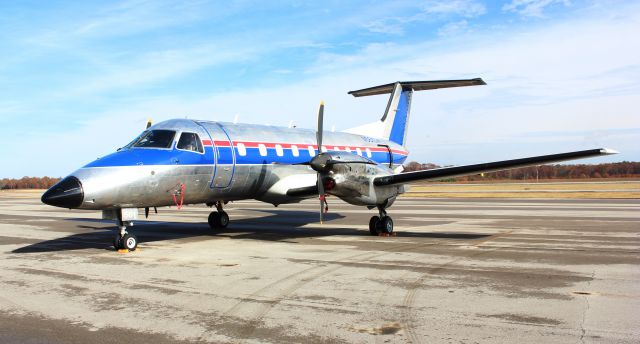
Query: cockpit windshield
131,130,176,149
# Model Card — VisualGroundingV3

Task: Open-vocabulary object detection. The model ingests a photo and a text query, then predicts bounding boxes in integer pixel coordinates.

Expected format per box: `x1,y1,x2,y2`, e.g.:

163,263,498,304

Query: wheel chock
116,248,140,254
378,232,397,237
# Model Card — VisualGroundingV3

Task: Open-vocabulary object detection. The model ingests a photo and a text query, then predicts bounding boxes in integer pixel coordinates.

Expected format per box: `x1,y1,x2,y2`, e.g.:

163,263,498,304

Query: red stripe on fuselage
206,140,408,156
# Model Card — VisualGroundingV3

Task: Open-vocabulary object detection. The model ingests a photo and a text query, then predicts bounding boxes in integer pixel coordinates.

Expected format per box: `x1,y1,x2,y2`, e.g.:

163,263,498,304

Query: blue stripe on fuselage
84,146,407,168
83,147,214,168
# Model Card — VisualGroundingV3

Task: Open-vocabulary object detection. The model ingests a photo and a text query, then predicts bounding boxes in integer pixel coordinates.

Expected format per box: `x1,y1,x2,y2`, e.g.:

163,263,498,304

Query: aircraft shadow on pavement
11,209,491,253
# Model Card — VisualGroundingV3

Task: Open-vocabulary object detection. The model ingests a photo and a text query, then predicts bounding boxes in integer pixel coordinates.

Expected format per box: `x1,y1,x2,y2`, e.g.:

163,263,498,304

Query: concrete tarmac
0,193,638,343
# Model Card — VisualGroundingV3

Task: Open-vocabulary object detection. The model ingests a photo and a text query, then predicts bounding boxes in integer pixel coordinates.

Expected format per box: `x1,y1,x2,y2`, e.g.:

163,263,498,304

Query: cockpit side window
177,132,204,153
132,130,176,149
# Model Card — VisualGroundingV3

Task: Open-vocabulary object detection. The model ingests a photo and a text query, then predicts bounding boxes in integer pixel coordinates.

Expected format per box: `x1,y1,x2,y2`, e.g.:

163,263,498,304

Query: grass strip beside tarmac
403,181,640,199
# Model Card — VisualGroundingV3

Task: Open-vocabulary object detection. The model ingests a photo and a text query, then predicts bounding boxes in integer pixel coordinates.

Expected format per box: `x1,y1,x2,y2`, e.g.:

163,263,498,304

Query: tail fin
343,78,486,146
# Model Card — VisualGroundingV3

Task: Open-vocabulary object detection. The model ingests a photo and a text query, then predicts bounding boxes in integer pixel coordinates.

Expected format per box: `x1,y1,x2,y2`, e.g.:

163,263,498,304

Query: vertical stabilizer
343,78,486,147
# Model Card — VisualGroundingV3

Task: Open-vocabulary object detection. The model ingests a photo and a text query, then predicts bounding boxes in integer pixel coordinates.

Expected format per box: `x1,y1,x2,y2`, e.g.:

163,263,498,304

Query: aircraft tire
208,211,220,229
379,216,394,234
369,216,380,235
122,234,138,251
218,211,229,228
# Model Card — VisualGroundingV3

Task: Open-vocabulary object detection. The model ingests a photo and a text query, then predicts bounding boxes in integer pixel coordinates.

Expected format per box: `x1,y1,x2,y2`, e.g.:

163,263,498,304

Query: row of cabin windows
131,130,376,159
235,143,372,158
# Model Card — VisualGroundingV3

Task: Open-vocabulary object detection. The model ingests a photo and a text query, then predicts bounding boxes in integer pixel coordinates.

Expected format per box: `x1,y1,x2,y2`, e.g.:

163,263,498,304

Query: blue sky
1,0,638,178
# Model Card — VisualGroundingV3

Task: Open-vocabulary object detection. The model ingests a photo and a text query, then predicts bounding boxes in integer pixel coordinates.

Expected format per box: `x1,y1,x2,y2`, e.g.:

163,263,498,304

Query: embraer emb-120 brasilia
42,78,618,251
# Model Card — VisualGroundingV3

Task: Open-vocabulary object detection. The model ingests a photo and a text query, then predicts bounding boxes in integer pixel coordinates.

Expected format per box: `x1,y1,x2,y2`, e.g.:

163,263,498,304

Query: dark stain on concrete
483,313,563,326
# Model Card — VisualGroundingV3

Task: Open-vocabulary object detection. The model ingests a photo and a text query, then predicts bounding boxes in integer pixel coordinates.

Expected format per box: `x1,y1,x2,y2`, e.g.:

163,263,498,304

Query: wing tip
600,148,620,155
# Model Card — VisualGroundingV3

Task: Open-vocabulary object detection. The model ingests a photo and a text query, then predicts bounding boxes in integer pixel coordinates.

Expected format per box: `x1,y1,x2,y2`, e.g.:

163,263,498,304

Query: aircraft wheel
369,216,380,235
122,234,138,251
208,211,220,229
379,216,394,234
218,211,229,228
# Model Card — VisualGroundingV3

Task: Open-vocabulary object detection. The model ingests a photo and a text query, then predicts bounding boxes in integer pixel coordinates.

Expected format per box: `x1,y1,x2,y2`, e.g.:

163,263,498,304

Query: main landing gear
113,220,138,251
368,206,394,236
208,201,229,229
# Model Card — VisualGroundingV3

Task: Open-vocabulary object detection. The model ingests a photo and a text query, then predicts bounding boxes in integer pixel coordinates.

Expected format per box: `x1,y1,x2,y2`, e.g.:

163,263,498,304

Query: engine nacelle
324,160,406,207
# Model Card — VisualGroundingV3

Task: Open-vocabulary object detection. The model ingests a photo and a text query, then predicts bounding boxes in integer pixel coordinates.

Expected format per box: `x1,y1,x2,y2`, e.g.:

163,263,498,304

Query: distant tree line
403,161,640,181
1,177,61,189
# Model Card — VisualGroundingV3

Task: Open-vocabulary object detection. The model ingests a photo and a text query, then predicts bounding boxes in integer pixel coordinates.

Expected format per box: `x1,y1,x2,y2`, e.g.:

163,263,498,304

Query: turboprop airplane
41,78,617,251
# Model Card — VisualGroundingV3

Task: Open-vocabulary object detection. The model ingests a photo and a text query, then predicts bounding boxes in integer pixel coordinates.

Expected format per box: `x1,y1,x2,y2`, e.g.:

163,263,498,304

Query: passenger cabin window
133,130,176,149
321,146,327,153
275,144,284,157
356,148,362,156
237,143,247,156
177,132,204,153
307,145,315,156
365,148,372,158
333,146,339,151
345,147,352,153
258,144,267,156
291,145,299,157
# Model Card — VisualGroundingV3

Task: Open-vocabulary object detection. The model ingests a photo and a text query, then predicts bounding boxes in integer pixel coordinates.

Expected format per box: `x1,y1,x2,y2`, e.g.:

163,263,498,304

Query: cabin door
199,122,236,189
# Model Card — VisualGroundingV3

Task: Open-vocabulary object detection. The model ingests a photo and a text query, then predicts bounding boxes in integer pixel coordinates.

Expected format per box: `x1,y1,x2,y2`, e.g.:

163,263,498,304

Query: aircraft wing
286,185,318,198
373,148,618,186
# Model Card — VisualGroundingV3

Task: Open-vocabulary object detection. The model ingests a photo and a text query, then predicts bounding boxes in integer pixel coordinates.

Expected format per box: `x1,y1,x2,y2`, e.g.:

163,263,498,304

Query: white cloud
62,43,259,96
362,19,407,35
437,20,470,36
361,0,485,35
503,0,571,17
423,0,487,17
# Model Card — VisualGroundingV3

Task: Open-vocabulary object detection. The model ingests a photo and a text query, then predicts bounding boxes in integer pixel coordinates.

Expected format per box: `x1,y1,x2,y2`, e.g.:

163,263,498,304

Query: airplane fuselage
72,119,408,210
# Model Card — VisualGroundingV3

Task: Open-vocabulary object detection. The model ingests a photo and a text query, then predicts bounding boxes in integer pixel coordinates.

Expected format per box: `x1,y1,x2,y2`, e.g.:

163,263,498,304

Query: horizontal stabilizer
374,148,618,186
348,78,486,97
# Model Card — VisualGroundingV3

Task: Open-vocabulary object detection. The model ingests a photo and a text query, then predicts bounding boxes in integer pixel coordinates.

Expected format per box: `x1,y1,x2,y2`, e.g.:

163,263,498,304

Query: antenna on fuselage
233,114,239,124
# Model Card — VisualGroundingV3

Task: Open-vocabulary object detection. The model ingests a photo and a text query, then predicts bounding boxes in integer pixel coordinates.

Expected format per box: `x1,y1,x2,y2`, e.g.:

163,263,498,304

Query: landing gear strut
208,201,229,229
113,212,138,251
368,206,394,236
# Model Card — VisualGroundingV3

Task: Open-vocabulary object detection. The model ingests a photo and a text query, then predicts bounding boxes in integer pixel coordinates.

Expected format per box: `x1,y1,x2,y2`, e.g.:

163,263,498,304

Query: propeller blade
318,174,324,224
315,101,326,224
146,118,153,129
316,101,324,152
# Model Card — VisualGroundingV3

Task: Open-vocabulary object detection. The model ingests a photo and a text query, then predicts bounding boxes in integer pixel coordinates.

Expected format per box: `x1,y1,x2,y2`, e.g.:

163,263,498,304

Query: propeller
315,101,326,224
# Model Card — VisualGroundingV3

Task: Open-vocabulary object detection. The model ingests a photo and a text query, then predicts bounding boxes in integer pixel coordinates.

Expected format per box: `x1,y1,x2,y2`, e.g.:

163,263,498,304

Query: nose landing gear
113,222,138,251
112,209,138,251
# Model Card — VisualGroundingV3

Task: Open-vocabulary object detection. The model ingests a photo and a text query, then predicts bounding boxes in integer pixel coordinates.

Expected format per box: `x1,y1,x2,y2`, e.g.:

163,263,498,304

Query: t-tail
344,78,486,147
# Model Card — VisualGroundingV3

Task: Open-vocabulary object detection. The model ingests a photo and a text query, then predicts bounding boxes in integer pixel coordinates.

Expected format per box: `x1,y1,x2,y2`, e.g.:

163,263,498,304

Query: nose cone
41,176,84,208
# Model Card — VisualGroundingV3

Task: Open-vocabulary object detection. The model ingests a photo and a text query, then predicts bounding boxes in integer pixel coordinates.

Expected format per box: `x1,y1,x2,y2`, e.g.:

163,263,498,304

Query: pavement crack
579,270,595,344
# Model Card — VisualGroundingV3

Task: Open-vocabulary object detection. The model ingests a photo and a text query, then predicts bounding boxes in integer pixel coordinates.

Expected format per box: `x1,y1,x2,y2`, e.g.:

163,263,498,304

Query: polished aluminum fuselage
70,119,408,210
